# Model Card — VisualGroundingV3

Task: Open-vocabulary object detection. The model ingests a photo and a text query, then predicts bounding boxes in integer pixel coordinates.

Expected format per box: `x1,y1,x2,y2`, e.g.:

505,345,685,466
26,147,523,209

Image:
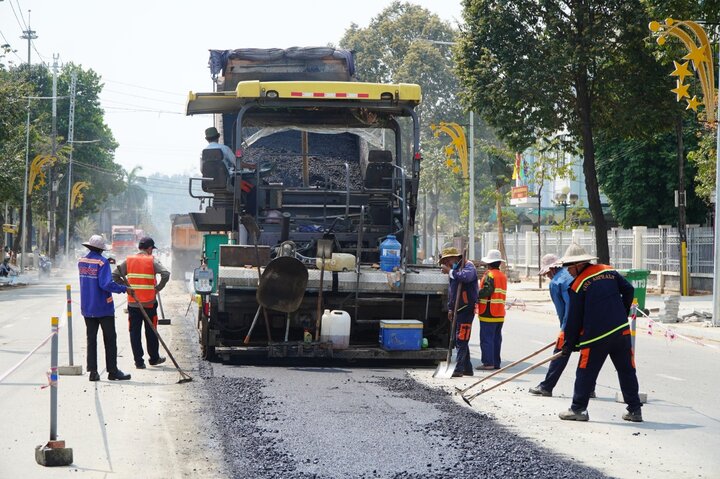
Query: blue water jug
379,235,401,272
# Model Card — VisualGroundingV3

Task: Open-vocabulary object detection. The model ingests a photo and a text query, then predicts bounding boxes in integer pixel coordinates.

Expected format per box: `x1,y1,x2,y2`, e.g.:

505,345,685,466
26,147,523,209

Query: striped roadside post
35,316,73,466
58,285,82,375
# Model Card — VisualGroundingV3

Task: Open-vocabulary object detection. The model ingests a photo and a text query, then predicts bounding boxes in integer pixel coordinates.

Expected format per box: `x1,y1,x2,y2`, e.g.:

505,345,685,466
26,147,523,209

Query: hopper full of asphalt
202,364,610,479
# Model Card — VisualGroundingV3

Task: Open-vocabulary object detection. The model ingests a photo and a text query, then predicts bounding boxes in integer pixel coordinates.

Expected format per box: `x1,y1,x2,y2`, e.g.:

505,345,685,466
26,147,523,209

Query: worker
0,255,16,277
113,236,170,369
558,243,642,422
439,247,479,377
529,253,595,398
203,126,258,214
475,249,507,371
78,235,131,381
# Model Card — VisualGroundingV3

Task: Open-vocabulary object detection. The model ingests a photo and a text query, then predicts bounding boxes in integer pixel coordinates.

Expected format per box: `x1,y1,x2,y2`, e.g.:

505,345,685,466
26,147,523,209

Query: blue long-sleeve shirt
78,251,127,318
549,267,573,329
447,260,479,314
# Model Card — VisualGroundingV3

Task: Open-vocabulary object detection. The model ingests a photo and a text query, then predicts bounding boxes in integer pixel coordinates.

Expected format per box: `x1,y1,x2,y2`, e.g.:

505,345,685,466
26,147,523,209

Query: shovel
455,340,555,395
157,290,171,325
433,250,466,379
123,282,193,384
461,351,563,405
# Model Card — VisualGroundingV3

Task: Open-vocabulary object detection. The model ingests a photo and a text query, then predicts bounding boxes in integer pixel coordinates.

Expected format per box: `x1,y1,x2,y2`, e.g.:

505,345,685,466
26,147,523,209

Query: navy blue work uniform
447,260,479,375
564,264,641,414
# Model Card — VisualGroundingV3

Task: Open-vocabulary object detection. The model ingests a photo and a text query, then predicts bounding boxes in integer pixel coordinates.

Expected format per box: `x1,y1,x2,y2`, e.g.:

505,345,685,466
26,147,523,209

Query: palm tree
120,166,147,225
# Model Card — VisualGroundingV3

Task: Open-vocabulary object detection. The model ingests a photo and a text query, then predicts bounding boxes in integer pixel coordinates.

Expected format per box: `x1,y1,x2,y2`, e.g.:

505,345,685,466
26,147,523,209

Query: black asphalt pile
247,131,363,189
203,369,611,479
375,377,610,479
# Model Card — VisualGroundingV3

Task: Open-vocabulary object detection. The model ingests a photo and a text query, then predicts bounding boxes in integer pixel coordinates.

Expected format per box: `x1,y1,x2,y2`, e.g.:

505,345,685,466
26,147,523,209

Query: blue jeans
479,321,503,368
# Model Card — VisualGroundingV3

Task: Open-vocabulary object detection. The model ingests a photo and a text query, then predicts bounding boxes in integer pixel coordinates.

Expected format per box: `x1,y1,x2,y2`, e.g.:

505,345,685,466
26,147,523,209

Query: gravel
202,366,612,479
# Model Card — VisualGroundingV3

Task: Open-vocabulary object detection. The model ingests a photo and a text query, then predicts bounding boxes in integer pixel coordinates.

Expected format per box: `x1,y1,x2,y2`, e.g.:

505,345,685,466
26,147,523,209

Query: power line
103,88,185,106
12,0,28,31
103,106,184,115
104,79,182,96
0,28,24,63
7,1,26,33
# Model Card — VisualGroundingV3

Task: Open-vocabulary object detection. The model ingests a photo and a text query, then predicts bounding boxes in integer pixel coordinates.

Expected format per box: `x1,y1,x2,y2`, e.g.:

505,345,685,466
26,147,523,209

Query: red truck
111,225,137,260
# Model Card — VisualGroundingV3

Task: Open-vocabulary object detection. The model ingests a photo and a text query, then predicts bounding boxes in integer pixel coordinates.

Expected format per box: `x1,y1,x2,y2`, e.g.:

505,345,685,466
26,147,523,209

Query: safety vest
126,254,156,304
571,264,613,293
476,269,507,321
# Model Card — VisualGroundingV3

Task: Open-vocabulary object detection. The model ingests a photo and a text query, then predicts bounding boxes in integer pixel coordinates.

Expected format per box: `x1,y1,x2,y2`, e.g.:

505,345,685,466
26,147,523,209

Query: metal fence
482,226,715,276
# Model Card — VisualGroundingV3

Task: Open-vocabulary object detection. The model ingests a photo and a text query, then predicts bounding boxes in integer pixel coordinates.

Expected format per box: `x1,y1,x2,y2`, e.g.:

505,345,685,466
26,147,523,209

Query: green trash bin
618,269,650,312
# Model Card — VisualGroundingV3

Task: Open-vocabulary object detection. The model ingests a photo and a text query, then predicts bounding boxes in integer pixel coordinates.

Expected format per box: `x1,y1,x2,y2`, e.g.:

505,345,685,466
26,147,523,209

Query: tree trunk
537,186,543,288
576,72,609,264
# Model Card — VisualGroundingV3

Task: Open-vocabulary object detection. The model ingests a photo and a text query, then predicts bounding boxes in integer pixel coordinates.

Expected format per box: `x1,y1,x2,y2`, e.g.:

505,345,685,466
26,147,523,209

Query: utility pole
20,15,37,271
468,111,475,259
676,117,689,296
49,54,59,259
64,72,77,259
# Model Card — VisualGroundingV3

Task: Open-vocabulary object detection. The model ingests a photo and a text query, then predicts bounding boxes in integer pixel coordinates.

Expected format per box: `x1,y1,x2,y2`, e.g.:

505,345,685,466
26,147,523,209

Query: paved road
0,270,226,478
422,283,720,479
1,270,718,478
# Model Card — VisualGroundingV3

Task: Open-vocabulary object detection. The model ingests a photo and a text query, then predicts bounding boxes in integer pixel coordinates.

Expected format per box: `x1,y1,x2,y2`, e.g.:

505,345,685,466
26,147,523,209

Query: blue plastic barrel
379,235,401,272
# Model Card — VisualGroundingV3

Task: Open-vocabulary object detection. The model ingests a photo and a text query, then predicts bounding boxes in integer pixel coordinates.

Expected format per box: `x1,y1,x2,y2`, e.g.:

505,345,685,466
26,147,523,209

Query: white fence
480,226,715,292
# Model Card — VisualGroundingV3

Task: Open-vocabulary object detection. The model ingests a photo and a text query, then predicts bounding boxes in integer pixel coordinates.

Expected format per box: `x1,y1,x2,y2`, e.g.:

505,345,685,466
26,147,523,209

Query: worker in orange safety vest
475,249,507,371
113,236,170,369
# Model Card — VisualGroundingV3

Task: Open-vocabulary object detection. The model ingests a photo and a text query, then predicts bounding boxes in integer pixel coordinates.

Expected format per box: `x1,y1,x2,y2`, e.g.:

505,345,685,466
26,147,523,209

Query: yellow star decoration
671,80,691,101
670,61,692,83
683,45,708,69
445,158,455,168
686,95,702,111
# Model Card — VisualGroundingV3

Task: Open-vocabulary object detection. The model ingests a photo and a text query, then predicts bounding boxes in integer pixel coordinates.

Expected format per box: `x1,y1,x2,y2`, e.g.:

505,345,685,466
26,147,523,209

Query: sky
0,0,464,178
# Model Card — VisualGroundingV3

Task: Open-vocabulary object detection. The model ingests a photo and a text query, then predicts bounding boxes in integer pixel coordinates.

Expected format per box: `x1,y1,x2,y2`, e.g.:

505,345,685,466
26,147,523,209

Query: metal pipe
354,205,365,322
66,285,74,366
344,162,350,221
50,316,59,440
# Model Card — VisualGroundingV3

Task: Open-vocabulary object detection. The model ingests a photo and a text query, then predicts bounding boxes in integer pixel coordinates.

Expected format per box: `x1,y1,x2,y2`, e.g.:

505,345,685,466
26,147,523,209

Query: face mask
452,261,459,270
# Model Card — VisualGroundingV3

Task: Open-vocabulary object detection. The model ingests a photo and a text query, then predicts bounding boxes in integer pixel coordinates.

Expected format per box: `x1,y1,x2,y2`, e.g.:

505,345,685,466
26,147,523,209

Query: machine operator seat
364,150,394,190
200,149,232,194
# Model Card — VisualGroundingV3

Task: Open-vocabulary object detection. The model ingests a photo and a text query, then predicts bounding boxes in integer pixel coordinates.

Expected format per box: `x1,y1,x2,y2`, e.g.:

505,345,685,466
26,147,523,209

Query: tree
116,166,148,225
455,0,673,263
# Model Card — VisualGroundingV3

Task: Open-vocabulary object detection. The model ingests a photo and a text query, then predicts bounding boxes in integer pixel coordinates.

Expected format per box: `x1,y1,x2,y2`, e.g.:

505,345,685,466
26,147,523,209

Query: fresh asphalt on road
1,269,718,478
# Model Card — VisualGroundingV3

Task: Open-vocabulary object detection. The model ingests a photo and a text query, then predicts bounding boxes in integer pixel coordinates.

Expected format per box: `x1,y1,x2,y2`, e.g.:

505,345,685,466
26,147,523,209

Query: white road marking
3,324,13,329
530,339,547,346
656,373,685,381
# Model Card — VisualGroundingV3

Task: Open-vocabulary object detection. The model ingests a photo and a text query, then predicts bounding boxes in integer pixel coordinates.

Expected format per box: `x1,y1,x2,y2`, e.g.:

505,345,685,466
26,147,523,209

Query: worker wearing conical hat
557,243,642,423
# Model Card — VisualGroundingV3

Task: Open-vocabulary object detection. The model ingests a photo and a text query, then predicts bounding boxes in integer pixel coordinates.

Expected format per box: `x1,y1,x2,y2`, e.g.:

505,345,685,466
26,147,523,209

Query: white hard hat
481,249,505,264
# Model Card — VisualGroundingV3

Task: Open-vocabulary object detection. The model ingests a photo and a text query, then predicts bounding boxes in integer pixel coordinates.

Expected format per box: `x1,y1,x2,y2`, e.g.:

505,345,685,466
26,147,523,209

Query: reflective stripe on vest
477,270,507,318
571,264,613,293
126,254,156,304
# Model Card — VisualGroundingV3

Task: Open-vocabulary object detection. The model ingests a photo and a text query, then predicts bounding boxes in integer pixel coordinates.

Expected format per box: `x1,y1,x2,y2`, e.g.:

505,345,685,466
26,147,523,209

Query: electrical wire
102,88,185,106
104,79,182,97
0,28,25,63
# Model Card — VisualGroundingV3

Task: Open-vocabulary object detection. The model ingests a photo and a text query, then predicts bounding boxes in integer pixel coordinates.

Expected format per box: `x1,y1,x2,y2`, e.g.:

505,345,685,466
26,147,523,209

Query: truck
186,47,450,362
169,214,203,278
110,225,137,260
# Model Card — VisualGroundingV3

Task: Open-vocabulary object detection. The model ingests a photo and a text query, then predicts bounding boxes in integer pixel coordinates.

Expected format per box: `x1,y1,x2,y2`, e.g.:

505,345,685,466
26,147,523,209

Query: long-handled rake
123,282,193,384
461,351,563,405
455,340,555,395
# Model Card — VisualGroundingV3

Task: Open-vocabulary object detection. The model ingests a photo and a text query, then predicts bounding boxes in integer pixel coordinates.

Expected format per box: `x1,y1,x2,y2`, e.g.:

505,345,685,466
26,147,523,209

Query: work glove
560,344,572,357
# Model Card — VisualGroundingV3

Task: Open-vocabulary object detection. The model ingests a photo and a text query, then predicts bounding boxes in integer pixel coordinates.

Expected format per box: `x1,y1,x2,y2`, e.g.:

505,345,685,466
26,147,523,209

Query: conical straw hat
561,243,597,265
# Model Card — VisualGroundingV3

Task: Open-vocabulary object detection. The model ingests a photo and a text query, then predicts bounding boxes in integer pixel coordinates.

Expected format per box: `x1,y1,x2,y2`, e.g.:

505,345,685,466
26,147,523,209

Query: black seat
364,150,394,190
201,149,231,193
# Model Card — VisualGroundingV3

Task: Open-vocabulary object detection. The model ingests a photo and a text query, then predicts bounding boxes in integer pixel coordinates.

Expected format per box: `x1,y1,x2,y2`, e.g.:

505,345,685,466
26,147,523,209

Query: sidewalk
507,278,720,344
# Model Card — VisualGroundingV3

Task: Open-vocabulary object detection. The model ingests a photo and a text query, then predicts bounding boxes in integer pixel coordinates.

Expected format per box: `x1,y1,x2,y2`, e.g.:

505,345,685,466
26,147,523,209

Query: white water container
327,310,351,349
315,253,356,272
320,309,332,343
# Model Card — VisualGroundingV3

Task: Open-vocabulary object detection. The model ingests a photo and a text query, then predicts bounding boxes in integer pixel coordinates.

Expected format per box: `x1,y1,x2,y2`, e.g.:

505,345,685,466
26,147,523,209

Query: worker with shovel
558,243,642,422
113,237,170,370
528,254,596,399
439,247,478,378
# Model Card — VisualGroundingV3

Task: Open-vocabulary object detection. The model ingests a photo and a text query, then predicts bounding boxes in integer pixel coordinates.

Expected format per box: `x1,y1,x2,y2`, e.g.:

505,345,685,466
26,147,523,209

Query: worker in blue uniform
558,243,642,422
439,247,479,378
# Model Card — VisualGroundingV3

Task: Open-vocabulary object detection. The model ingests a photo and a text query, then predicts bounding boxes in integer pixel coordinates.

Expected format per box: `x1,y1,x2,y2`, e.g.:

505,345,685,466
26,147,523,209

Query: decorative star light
683,45,708,69
671,80,690,101
670,60,692,83
686,95,702,111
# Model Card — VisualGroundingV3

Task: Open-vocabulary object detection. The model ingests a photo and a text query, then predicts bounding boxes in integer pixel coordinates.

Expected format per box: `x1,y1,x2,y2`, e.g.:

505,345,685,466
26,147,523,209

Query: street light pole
713,44,720,327
20,19,37,272
64,73,77,260
468,111,475,259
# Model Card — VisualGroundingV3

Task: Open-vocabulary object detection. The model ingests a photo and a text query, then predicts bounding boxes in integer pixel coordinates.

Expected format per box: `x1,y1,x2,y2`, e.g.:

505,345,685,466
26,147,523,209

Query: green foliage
686,125,716,202
340,1,462,126
596,128,707,227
